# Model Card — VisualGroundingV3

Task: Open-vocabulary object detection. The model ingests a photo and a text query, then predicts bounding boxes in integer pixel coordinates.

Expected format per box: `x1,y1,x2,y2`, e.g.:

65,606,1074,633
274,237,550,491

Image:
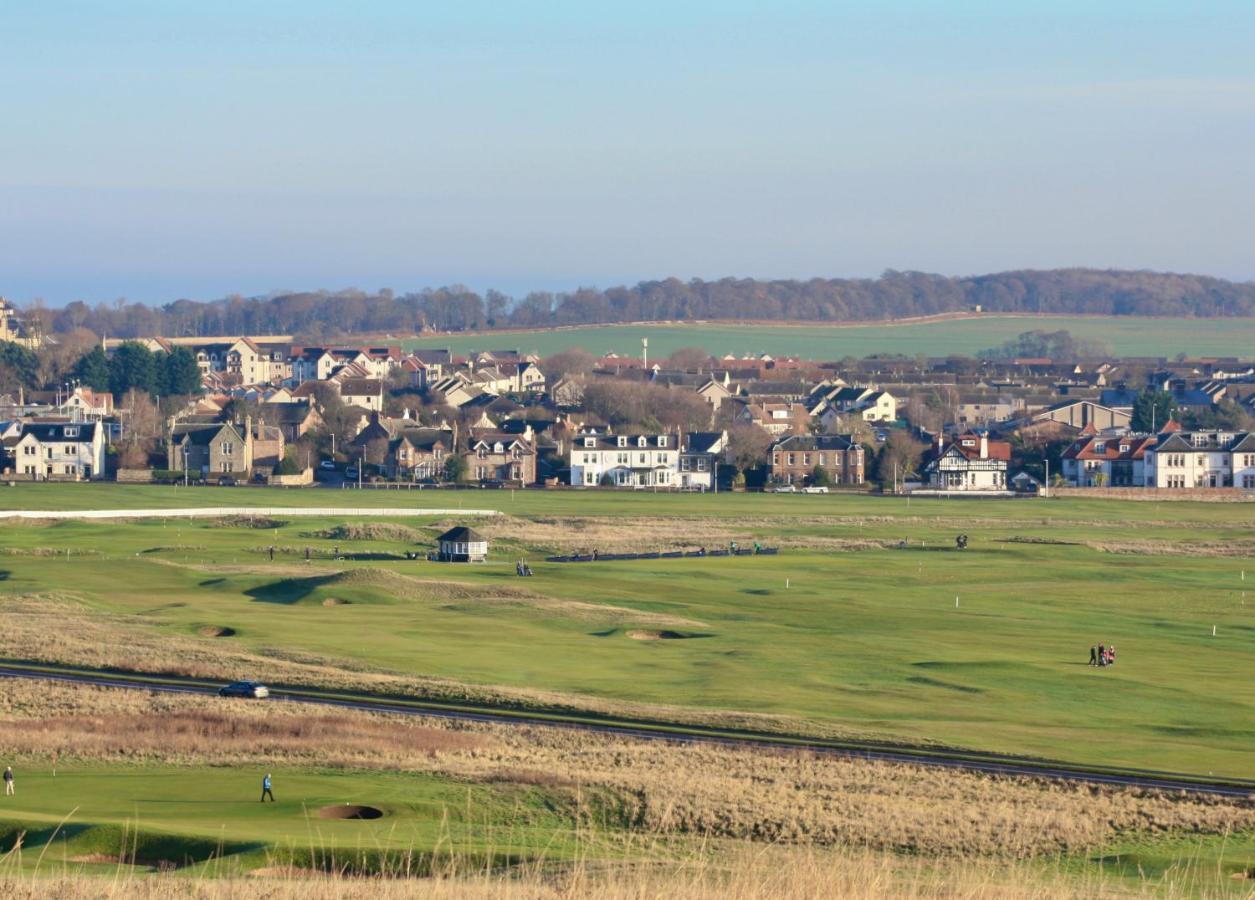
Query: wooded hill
29,268,1255,340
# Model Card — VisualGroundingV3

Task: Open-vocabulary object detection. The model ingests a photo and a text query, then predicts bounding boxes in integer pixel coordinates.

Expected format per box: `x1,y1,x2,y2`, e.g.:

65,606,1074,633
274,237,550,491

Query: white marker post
786,578,790,589
955,596,960,608
1213,625,1217,637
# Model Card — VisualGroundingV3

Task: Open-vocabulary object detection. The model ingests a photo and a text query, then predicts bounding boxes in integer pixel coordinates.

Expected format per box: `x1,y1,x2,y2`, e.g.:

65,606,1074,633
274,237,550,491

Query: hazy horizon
4,2,1253,306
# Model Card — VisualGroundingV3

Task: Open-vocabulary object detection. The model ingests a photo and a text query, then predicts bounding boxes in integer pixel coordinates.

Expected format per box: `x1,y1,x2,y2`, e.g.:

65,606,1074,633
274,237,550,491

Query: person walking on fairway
3,766,13,795
260,773,274,802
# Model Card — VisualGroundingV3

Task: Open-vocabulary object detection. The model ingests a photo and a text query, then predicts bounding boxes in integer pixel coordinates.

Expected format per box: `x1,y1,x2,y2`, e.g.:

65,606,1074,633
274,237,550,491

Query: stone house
168,420,253,477
769,434,865,486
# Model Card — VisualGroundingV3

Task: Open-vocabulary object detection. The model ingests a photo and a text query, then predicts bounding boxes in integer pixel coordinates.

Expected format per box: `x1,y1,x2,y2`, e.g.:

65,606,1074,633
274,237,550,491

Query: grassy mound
306,523,425,543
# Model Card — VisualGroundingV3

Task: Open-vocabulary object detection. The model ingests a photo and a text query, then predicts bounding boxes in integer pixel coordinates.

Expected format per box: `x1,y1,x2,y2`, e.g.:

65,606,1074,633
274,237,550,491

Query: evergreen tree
0,341,39,388
73,346,111,392
162,347,203,396
1131,390,1176,433
108,341,156,398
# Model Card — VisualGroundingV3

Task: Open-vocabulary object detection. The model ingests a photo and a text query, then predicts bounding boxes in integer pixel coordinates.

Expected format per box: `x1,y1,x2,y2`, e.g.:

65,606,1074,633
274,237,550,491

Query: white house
922,431,1011,491
1143,428,1255,489
8,422,107,480
569,430,681,487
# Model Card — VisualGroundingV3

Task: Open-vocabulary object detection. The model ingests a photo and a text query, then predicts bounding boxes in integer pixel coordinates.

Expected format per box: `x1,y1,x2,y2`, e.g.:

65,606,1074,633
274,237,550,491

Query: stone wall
1051,487,1253,502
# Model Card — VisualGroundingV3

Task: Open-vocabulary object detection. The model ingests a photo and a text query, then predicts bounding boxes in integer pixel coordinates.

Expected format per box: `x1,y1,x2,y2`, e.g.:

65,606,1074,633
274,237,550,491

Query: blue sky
2,1,1253,305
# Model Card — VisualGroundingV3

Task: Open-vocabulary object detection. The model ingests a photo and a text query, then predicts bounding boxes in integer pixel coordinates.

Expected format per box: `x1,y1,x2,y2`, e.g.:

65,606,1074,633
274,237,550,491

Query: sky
2,1,1253,306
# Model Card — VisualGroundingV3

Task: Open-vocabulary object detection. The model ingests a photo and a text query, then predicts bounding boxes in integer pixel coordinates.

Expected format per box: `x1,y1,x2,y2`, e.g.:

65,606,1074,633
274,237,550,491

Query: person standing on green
260,773,274,802
3,766,12,796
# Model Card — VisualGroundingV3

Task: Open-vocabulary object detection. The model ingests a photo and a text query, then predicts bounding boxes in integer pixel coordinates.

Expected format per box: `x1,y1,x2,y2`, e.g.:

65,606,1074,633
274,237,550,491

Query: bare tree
543,348,597,380
666,347,711,371
724,423,773,474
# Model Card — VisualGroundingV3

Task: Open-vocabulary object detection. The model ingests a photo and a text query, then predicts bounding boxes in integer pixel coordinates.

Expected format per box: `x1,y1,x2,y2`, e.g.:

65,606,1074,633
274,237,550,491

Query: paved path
0,664,1248,800
0,506,501,520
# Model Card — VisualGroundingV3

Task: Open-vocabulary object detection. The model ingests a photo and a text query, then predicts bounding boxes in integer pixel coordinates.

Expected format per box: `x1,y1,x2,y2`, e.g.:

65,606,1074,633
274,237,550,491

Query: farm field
0,487,1252,779
401,315,1255,360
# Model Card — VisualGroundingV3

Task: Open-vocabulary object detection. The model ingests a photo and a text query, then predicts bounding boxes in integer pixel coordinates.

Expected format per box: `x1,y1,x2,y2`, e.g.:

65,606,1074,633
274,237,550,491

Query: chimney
979,433,989,458
402,408,411,420
936,432,944,454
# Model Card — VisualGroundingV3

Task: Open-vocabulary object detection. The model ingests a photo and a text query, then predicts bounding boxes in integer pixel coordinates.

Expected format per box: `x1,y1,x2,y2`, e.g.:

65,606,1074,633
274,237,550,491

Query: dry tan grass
0,680,1250,861
0,841,1236,898
305,523,427,542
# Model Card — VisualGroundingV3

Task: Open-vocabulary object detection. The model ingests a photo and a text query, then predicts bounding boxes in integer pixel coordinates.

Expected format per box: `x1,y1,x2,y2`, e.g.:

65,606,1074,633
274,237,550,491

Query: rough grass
305,523,427,543
0,681,1251,861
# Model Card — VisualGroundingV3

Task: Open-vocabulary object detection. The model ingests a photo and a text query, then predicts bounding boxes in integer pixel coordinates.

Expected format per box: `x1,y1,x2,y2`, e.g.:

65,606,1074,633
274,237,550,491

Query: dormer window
1093,442,1104,453
1119,444,1129,453
658,436,667,447
584,438,596,448
961,439,975,447
617,436,627,447
637,436,647,447
64,426,78,438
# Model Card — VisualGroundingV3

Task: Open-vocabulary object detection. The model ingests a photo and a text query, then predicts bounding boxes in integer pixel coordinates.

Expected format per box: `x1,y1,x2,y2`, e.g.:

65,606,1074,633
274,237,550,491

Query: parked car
770,484,797,493
801,486,829,494
218,680,270,699
344,467,359,480
319,459,336,471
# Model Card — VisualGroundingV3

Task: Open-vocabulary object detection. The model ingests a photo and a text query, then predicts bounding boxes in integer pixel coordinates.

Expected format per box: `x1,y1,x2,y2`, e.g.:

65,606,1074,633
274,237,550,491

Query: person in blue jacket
260,773,275,802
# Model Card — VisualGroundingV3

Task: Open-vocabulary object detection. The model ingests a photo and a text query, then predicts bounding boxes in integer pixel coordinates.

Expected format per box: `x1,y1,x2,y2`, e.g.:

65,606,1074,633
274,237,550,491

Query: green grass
402,316,1255,359
1,488,1252,779
0,765,613,875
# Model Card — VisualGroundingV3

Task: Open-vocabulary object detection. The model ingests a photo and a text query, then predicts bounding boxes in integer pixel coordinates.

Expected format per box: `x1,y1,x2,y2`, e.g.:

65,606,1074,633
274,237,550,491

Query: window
584,438,596,448
1119,444,1129,453
1093,442,1105,453
637,437,647,447
658,436,667,447
680,457,691,472
697,458,708,471
65,427,79,438
639,453,646,464
617,436,627,447
64,445,74,454
221,442,233,455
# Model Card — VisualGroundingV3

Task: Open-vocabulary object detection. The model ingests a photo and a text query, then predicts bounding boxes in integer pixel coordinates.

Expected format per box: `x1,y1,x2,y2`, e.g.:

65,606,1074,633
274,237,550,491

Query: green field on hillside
1,488,1251,778
402,316,1255,360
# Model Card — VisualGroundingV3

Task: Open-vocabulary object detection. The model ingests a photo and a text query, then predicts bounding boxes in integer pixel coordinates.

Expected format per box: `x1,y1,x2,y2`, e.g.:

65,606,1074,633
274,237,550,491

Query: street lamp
183,445,189,487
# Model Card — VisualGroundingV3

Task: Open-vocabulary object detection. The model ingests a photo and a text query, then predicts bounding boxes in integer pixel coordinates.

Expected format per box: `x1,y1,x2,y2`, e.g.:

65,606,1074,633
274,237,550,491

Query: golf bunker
197,625,236,637
317,804,384,820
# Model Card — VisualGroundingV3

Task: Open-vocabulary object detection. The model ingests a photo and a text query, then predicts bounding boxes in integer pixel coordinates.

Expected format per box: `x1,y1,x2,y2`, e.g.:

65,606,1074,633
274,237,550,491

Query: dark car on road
218,680,270,699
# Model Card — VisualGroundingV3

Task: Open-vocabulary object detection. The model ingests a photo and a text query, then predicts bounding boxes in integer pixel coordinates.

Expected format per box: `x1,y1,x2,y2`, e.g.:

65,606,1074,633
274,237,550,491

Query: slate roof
769,434,859,452
438,526,486,543
18,422,101,443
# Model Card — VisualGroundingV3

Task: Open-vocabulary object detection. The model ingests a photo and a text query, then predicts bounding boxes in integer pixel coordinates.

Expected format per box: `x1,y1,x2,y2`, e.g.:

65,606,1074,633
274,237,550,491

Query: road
1,663,1250,800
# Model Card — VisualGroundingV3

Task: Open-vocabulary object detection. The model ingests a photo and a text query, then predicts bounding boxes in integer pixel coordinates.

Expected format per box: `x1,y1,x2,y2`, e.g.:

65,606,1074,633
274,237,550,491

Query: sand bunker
197,625,236,637
317,804,384,820
321,597,350,607
627,629,695,641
